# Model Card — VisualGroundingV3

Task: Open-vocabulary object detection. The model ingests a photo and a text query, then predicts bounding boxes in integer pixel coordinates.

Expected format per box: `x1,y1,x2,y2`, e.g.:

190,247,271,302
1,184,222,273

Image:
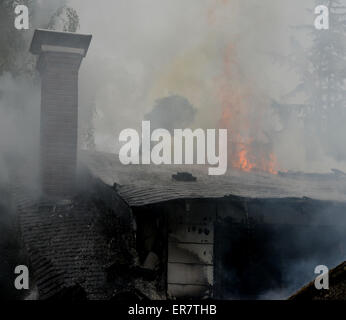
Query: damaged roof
289,261,346,300
80,151,346,206
14,175,135,300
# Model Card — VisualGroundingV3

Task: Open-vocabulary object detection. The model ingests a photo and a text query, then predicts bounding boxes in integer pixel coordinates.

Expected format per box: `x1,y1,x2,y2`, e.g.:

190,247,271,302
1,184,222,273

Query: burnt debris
172,172,197,182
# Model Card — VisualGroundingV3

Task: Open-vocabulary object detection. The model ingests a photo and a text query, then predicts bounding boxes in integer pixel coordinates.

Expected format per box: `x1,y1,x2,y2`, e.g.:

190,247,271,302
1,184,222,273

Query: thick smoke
1,0,334,173
0,0,67,300
0,73,40,186
67,0,346,299
0,1,68,187
70,0,344,174
1,0,346,300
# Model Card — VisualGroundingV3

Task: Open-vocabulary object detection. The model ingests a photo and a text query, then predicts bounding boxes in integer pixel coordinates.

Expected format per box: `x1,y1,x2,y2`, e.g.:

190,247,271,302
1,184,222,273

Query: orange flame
216,44,278,174
238,147,253,172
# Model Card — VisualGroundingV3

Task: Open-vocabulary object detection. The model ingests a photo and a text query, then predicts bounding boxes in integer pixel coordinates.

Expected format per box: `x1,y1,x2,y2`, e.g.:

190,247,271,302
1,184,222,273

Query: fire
216,44,278,175
238,147,254,172
230,137,278,175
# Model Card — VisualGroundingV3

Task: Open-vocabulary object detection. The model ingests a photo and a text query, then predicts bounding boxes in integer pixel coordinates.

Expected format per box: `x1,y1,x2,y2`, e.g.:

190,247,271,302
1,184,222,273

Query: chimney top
30,29,92,57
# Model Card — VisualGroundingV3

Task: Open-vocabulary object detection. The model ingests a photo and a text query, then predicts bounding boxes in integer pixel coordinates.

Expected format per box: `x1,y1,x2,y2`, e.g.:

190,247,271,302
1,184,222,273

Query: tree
144,95,197,133
0,1,80,77
0,0,31,76
287,0,346,160
47,5,80,33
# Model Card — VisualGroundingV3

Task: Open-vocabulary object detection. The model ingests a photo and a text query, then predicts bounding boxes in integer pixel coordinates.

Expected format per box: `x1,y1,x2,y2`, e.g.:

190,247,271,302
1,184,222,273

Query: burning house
11,29,346,300
83,151,346,299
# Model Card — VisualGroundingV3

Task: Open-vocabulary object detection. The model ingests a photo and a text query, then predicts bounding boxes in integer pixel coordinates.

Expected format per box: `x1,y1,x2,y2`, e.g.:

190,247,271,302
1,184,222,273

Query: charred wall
131,205,168,299
132,196,346,300
214,197,346,299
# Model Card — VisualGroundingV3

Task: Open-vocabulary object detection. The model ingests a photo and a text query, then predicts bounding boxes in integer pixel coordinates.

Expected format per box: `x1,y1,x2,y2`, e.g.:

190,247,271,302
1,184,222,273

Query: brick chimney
30,29,92,199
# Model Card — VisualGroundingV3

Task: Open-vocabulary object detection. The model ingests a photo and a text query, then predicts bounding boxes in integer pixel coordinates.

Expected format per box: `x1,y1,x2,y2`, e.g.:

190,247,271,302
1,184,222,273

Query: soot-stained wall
133,196,346,300
214,198,346,299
